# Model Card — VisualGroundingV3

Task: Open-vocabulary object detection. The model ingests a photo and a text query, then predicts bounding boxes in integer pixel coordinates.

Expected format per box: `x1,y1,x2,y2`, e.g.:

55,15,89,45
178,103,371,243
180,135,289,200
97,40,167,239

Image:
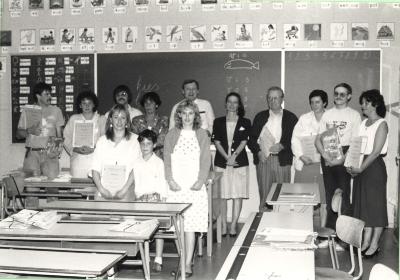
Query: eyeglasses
334,92,348,98
117,92,128,97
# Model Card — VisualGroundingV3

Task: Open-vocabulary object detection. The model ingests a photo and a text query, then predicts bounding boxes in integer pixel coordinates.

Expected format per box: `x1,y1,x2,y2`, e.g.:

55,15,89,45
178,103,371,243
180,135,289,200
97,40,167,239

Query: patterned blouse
131,114,169,159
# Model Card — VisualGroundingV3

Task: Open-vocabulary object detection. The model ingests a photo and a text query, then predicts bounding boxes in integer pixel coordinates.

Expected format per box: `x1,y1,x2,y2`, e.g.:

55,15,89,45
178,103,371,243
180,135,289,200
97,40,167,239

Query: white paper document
23,105,42,129
344,136,367,168
101,164,126,194
300,135,320,162
72,120,95,148
259,126,276,158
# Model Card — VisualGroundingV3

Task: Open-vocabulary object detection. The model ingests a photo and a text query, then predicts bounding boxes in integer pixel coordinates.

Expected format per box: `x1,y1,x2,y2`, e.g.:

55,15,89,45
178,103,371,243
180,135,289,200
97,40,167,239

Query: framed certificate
101,164,126,194
72,120,95,148
300,135,320,162
344,136,367,168
23,105,42,129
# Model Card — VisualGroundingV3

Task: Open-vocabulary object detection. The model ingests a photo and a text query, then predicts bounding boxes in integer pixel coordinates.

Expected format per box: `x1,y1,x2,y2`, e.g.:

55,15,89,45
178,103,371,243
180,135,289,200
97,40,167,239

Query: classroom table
266,182,320,214
0,245,126,278
216,212,315,280
43,200,191,280
0,221,158,279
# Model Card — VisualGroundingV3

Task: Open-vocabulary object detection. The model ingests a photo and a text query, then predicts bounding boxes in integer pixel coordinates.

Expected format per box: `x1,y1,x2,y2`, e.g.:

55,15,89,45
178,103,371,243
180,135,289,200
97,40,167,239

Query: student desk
0,222,158,279
216,212,315,280
266,183,320,214
43,200,191,280
0,245,126,278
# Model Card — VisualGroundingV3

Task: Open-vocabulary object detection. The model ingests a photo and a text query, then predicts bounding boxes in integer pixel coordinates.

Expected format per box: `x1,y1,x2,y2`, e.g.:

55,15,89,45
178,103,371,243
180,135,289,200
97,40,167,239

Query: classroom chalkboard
97,51,282,121
11,54,95,143
284,50,381,117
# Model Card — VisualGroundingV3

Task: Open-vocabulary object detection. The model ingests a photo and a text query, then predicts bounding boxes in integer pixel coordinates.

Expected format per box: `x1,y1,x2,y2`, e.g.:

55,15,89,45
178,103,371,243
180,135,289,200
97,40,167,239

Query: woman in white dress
164,100,211,278
64,91,106,178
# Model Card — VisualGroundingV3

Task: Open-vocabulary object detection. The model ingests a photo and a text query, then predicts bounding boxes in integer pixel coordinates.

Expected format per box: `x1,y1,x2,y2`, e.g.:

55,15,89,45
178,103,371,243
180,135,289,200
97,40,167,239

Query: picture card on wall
29,0,44,9
259,24,277,41
376,23,394,40
122,26,138,43
284,24,301,41
103,27,118,44
91,0,105,7
179,0,194,4
135,0,149,5
113,0,128,6
49,0,64,9
20,30,35,46
78,27,95,44
202,0,217,3
70,0,84,8
211,25,228,41
330,23,348,41
236,23,252,41
145,26,162,43
304,24,321,40
166,25,183,42
157,0,171,4
0,57,6,73
60,28,75,44
190,25,206,42
9,0,23,11
352,23,369,40
40,29,55,45
0,31,12,46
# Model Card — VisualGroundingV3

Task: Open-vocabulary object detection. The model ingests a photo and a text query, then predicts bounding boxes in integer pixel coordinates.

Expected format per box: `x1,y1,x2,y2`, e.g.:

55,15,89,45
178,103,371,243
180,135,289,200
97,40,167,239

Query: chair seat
317,227,336,238
315,267,353,280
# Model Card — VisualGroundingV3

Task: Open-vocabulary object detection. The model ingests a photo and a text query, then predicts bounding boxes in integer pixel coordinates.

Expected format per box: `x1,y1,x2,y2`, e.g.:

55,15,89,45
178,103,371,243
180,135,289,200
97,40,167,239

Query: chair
1,172,26,218
317,188,343,269
369,263,398,280
315,215,365,280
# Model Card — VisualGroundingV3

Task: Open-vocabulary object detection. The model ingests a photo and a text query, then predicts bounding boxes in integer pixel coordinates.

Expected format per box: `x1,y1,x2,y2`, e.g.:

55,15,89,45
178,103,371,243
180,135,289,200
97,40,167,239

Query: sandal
152,262,162,272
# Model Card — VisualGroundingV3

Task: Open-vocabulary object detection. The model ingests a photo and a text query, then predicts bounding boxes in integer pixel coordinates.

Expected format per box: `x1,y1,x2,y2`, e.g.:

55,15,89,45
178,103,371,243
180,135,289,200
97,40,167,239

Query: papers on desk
24,172,72,183
0,210,60,230
109,219,158,235
278,192,315,203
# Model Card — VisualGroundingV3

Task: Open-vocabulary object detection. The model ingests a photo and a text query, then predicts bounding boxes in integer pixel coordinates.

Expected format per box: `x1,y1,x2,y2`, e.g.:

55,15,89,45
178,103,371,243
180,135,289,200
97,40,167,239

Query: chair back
336,215,365,248
331,188,343,215
2,175,24,198
369,264,398,280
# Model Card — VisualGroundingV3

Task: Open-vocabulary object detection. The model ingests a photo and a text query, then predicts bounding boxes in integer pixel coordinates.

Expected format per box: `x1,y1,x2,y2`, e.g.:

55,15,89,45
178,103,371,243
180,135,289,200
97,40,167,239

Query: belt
25,147,46,158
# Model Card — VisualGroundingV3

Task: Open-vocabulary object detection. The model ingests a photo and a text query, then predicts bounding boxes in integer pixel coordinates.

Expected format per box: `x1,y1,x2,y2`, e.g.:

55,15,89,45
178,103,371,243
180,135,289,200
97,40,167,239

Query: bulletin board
11,54,95,143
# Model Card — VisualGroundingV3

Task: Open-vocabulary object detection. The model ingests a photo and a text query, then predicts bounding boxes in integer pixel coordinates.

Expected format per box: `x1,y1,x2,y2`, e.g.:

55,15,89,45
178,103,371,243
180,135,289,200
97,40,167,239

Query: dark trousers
321,146,351,230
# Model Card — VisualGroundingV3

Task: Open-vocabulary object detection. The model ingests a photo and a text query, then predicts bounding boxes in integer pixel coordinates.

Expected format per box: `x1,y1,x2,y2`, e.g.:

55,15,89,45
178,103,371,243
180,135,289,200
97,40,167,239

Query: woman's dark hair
359,89,386,118
32,82,52,103
138,129,158,144
113,84,132,104
174,100,201,130
75,90,98,113
105,104,132,141
226,92,245,117
140,91,161,107
309,89,328,108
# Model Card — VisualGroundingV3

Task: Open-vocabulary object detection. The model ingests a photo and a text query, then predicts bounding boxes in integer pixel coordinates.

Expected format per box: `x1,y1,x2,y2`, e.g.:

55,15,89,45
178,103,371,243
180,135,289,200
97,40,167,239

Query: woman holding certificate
92,104,141,200
291,89,328,227
164,100,211,278
347,90,388,258
64,91,106,178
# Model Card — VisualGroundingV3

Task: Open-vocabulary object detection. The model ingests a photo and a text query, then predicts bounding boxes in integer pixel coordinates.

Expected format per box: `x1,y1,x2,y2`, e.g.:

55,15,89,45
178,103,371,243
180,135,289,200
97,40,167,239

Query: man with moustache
105,85,142,121
249,86,298,211
169,79,215,135
17,82,65,178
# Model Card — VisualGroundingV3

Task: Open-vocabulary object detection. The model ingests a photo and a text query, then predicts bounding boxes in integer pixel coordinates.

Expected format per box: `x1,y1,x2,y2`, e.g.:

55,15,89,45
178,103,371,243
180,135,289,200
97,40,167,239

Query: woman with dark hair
291,89,328,227
131,91,169,158
164,100,211,277
212,92,251,237
64,91,106,178
91,104,141,200
347,89,388,258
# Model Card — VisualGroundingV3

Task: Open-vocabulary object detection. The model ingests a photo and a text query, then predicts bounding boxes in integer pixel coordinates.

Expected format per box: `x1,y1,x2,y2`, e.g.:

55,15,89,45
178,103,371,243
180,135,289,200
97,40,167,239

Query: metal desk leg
173,214,186,280
145,241,150,271
1,183,5,219
139,242,151,280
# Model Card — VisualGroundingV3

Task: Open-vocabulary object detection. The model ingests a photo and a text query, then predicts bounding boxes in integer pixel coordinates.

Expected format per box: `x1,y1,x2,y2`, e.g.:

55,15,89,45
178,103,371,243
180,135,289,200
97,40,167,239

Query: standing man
315,83,361,230
105,85,142,121
169,79,215,135
16,82,65,179
249,86,298,211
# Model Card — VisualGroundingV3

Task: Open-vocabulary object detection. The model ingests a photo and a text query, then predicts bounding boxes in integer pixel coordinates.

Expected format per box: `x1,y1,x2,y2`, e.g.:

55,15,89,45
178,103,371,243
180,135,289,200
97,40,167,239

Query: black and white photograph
20,29,35,45
60,28,75,44
259,24,277,41
211,25,228,41
330,22,348,41
29,0,44,9
284,24,301,40
166,25,183,42
122,26,137,43
78,27,95,44
70,0,84,8
145,26,162,43
103,27,118,44
49,0,64,9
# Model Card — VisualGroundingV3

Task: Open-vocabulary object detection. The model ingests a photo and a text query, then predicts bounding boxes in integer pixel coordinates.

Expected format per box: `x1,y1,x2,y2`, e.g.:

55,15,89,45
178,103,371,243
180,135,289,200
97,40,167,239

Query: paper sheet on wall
23,105,42,129
72,121,95,148
300,135,320,162
344,136,367,168
101,164,126,195
258,126,276,158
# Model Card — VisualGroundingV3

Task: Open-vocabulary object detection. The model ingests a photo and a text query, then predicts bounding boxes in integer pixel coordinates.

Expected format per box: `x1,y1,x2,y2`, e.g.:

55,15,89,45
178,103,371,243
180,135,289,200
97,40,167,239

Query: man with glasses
105,85,142,121
249,86,298,211
315,83,361,234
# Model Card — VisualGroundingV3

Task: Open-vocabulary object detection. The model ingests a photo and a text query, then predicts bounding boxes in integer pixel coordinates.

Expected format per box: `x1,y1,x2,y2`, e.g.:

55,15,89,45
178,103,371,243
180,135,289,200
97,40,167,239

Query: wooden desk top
24,178,95,189
43,200,191,216
0,222,158,242
266,182,320,206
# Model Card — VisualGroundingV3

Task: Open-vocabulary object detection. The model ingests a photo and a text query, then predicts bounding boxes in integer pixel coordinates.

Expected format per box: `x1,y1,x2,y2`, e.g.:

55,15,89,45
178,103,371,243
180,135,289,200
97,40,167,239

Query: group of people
17,79,388,275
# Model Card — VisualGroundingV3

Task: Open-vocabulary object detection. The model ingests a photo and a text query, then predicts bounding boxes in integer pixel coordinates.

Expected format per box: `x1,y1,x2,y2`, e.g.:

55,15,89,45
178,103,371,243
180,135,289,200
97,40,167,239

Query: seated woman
131,91,169,158
91,104,141,200
164,100,211,278
64,91,106,178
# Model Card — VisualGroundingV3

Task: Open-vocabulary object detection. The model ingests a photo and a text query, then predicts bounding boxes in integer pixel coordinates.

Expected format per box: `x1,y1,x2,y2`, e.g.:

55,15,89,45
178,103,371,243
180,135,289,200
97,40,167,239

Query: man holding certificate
291,90,328,227
249,86,298,211
63,91,106,178
91,104,141,200
16,82,65,179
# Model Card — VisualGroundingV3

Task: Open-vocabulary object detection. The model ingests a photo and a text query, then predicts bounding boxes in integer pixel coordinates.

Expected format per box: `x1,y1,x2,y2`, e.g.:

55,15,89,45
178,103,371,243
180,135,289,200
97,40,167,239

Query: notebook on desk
70,178,94,184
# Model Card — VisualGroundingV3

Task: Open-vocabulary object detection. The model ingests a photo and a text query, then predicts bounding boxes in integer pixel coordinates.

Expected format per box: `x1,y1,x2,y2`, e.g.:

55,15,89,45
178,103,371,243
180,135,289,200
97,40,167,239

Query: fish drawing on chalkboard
224,59,260,70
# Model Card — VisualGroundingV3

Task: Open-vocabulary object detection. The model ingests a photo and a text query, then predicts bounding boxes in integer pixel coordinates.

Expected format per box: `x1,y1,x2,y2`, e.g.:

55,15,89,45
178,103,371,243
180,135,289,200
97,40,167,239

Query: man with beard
105,85,142,122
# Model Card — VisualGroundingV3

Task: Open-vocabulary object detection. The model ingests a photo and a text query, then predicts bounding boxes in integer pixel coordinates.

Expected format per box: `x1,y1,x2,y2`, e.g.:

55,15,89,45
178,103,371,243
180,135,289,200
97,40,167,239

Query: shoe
222,232,227,237
171,270,193,278
318,240,329,249
335,243,346,251
361,248,369,256
363,247,380,259
152,262,162,272
229,233,237,237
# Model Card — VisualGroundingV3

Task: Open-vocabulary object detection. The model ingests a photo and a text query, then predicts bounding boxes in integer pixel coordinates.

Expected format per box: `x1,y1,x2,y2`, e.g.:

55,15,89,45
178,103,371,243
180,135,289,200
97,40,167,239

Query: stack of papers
0,210,60,230
109,219,159,235
278,192,315,202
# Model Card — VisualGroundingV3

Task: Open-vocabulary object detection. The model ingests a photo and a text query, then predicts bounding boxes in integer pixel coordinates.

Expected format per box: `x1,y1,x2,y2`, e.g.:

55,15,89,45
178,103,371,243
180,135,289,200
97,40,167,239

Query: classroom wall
0,1,399,225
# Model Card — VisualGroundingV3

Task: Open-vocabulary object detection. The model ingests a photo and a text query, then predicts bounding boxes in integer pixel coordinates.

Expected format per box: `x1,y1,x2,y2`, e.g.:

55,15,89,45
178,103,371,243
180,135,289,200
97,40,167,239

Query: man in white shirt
105,85,142,121
249,86,298,211
316,83,361,230
169,79,215,135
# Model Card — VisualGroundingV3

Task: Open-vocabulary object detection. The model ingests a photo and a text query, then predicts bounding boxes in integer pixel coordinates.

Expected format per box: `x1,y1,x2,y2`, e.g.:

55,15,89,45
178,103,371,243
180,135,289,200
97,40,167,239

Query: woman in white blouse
92,104,141,200
64,91,106,178
291,90,328,227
